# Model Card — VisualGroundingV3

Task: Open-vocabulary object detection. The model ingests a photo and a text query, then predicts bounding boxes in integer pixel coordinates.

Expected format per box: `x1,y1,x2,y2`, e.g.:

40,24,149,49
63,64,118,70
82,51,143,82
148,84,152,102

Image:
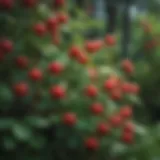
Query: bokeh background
0,0,160,160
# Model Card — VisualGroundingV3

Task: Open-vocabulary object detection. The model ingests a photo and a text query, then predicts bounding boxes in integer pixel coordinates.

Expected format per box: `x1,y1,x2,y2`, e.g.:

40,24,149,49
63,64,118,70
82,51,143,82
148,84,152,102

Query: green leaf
25,116,50,128
12,123,33,141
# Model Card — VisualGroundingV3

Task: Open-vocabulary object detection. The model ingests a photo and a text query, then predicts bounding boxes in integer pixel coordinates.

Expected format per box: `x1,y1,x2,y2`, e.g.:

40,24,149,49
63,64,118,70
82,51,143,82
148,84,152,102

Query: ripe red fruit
85,40,103,53
23,0,37,7
63,112,77,126
33,23,47,37
105,34,116,46
109,115,122,127
121,132,134,144
129,84,140,94
0,0,13,9
97,123,110,135
85,137,99,150
54,0,65,7
121,59,134,74
50,85,65,99
123,122,134,133
48,62,64,75
120,106,132,119
110,88,122,101
28,68,43,81
104,78,118,91
90,102,104,115
15,56,28,69
57,13,68,24
77,52,88,64
69,46,81,58
0,39,13,53
46,17,57,32
85,84,98,97
121,82,132,93
13,82,29,97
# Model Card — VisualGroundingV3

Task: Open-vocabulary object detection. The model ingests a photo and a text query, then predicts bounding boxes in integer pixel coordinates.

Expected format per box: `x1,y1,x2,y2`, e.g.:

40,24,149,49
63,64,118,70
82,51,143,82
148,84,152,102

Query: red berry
0,39,13,53
48,62,64,75
13,82,29,97
69,46,81,58
15,56,28,69
121,82,132,93
121,132,134,144
97,123,110,135
123,122,134,133
105,35,116,46
110,88,122,101
121,59,134,74
63,112,77,126
90,102,104,115
28,68,43,81
46,17,57,32
54,0,65,7
109,115,122,127
57,13,68,24
33,23,47,37
77,52,88,64
85,40,103,53
104,78,118,91
120,105,132,119
50,85,65,99
0,0,13,9
129,84,140,94
85,137,99,151
85,84,98,97
23,0,37,8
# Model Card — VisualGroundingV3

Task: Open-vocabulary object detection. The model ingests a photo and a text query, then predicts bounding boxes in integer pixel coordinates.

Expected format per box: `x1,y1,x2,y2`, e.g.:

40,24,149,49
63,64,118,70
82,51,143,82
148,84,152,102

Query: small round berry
50,85,65,99
0,39,13,53
85,137,99,151
121,59,134,74
110,89,122,101
109,115,122,127
48,62,64,75
104,78,118,91
57,13,68,24
129,84,140,94
62,112,77,126
77,52,88,64
121,132,134,144
28,68,43,81
85,40,103,53
13,82,29,97
123,122,134,133
90,102,104,115
33,23,47,37
46,17,57,31
0,0,14,9
97,123,110,135
105,34,116,46
120,105,132,119
85,84,98,97
23,0,37,8
15,56,28,69
69,46,81,58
